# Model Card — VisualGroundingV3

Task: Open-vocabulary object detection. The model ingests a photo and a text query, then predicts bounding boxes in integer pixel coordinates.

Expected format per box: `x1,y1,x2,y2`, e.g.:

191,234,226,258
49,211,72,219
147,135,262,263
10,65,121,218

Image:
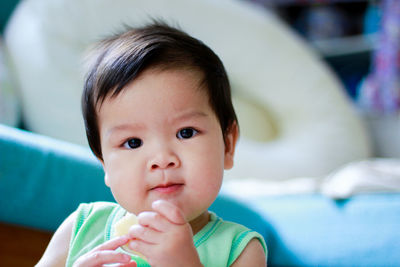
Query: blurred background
0,0,381,118
1,1,400,266
251,0,381,101
0,0,381,99
1,0,397,160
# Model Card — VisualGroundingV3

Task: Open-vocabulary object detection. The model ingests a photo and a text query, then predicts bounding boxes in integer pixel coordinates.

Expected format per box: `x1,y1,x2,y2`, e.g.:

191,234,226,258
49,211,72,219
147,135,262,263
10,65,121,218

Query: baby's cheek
193,168,222,199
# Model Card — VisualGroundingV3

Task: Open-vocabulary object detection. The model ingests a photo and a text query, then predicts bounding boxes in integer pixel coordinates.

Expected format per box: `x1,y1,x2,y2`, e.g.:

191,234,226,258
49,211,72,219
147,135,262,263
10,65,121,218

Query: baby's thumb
152,200,186,225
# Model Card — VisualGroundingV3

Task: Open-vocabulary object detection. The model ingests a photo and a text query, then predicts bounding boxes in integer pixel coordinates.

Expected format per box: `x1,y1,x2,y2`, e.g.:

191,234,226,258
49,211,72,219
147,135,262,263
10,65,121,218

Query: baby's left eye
177,128,198,139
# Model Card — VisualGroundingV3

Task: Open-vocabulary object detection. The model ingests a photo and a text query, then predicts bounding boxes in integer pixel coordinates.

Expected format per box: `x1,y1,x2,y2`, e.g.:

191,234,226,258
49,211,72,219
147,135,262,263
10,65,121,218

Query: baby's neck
189,211,210,235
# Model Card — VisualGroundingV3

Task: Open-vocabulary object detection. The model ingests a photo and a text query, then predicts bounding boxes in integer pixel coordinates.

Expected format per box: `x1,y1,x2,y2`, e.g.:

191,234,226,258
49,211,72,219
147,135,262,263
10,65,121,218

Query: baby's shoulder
195,213,267,266
35,211,77,267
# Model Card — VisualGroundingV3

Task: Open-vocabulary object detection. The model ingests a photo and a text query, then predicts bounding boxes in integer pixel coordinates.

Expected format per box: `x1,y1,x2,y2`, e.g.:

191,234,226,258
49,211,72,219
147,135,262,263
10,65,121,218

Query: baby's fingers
94,236,130,251
73,250,133,267
152,200,186,225
73,236,135,267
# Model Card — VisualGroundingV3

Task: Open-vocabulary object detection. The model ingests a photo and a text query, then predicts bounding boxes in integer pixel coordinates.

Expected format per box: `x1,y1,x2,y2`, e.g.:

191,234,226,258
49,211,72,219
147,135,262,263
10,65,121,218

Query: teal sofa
1,123,400,266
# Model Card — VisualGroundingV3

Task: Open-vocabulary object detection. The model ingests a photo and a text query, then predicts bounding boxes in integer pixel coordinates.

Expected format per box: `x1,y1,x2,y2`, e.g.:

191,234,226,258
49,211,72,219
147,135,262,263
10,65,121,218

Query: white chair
5,0,371,180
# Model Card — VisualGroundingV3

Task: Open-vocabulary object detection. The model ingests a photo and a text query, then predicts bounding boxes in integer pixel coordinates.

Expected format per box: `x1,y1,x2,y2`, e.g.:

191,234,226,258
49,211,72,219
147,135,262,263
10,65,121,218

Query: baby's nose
148,151,180,170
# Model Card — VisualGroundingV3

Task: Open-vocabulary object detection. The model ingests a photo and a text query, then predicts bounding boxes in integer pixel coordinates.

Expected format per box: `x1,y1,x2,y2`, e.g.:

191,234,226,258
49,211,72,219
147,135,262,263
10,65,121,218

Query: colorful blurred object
296,4,349,41
358,0,400,114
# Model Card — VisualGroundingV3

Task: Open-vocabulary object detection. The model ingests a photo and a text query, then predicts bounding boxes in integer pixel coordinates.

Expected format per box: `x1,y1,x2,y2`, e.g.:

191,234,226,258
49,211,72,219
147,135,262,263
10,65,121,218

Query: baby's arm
35,212,76,267
230,238,266,267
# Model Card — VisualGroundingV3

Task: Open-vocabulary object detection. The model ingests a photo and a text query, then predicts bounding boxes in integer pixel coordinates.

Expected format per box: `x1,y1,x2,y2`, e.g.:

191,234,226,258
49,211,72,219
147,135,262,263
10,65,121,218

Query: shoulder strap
66,202,119,267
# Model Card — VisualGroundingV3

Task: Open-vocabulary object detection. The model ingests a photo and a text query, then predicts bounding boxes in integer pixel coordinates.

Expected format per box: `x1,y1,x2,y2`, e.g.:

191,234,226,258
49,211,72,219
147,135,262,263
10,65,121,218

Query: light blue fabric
1,124,400,266
243,193,400,266
0,124,113,230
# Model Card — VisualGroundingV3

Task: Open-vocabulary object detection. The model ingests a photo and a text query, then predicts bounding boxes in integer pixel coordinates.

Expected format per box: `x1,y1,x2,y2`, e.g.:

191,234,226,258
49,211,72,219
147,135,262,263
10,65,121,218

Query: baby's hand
128,200,203,267
72,236,137,267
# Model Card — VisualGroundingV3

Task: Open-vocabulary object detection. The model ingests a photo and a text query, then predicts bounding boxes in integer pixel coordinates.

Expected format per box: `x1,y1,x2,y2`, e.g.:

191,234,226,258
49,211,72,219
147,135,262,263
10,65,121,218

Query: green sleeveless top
66,202,267,267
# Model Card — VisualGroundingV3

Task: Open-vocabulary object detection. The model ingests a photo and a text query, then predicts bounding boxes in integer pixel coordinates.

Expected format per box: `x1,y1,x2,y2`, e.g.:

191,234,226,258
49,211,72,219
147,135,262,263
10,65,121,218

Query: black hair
82,21,238,159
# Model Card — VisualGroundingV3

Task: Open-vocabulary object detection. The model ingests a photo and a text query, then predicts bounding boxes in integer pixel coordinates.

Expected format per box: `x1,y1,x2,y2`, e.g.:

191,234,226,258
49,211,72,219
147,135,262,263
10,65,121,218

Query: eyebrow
105,123,145,138
172,110,208,122
105,111,209,137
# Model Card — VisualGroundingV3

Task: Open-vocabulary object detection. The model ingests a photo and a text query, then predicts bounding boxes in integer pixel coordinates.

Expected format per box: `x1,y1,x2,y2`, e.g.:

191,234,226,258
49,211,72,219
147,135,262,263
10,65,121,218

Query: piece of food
114,213,139,237
114,212,146,259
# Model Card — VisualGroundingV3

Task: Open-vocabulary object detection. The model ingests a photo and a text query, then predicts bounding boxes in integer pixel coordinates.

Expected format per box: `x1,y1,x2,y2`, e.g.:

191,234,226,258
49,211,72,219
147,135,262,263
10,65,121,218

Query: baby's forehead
145,66,206,83
96,68,218,131
102,66,205,97
96,67,209,109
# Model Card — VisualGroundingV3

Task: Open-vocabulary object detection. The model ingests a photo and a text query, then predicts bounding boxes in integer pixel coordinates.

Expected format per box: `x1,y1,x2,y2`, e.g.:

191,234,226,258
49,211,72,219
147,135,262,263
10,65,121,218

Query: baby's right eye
123,138,143,149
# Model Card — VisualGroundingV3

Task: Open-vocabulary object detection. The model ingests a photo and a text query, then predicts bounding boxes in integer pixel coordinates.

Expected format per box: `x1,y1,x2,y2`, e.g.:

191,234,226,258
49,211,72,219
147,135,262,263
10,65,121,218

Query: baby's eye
123,138,143,149
177,128,198,139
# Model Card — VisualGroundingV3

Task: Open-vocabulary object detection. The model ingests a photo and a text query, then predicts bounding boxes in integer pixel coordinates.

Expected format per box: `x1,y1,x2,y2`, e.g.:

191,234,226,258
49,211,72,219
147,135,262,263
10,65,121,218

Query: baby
36,21,267,267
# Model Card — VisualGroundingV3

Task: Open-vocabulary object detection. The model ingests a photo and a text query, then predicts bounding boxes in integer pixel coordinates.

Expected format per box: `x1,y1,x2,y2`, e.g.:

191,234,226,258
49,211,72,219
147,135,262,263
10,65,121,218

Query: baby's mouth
151,183,184,194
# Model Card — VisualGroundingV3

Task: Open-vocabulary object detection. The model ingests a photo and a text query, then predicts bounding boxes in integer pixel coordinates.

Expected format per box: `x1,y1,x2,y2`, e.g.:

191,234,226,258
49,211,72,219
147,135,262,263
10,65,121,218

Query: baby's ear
104,173,111,187
224,122,239,170
99,160,111,187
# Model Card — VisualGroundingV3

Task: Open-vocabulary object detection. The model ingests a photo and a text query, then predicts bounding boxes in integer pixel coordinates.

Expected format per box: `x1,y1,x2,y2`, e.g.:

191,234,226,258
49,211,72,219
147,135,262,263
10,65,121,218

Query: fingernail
122,253,131,262
152,199,164,208
129,240,137,249
152,200,161,206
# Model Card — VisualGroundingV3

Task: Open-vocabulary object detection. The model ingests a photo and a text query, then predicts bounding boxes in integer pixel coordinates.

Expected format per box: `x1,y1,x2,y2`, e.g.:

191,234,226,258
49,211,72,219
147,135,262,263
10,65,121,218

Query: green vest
66,202,267,267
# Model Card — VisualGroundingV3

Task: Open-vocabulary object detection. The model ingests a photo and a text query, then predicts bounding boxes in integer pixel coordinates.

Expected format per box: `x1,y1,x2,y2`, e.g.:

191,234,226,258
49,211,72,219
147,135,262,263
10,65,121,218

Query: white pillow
321,158,400,199
5,0,371,180
0,38,20,127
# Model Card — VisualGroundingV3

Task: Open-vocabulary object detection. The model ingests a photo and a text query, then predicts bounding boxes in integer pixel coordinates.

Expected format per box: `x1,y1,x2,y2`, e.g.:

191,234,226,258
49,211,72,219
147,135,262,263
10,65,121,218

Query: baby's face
98,68,236,222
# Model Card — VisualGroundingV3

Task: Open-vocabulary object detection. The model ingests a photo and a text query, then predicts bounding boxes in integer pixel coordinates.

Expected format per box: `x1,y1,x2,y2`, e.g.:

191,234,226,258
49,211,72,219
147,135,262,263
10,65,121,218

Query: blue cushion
0,0,20,33
0,124,113,230
242,193,400,266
